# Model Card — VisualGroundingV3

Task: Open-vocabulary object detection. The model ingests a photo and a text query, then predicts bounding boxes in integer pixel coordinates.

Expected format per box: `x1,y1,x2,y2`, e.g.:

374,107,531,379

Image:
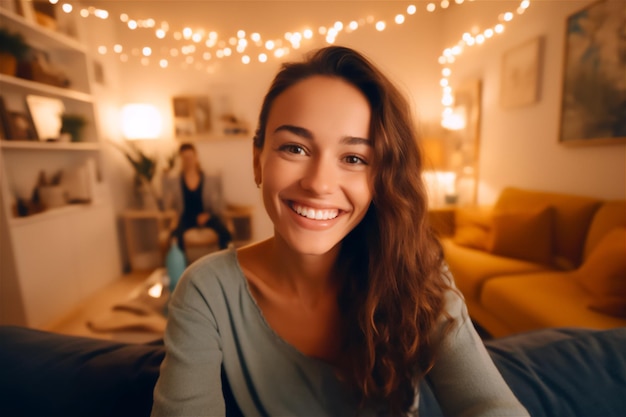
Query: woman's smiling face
254,75,374,256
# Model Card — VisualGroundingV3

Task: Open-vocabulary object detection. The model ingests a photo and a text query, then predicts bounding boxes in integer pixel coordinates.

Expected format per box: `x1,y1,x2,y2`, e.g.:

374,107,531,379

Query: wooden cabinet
0,3,121,327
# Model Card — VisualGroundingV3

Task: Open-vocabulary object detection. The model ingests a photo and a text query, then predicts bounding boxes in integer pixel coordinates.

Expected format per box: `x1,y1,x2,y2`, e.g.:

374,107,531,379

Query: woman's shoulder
172,249,245,306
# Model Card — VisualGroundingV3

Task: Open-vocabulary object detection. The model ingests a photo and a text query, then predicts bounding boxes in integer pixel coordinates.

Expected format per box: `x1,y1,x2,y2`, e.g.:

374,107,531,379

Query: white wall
88,0,446,241
441,0,625,204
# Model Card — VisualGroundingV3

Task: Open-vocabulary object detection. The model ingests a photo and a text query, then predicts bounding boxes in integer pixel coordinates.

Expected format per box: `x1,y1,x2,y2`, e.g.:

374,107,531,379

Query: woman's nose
299,156,338,195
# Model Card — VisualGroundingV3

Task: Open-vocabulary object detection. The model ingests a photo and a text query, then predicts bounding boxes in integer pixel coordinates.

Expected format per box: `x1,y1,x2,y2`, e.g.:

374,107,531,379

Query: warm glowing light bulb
303,29,313,39
375,21,386,31
216,50,224,58
440,78,449,87
229,37,237,46
441,1,450,9
242,55,250,64
407,5,417,15
475,34,485,44
50,0,59,4
62,3,72,13
395,14,405,24
427,3,436,12
504,12,513,21
80,8,89,18
121,104,163,139
128,20,138,30
442,68,451,77
237,30,246,38
142,47,152,56
348,21,358,30
209,31,218,40
495,24,504,33
259,53,268,63
455,0,464,4
159,59,168,68
192,33,202,43
120,13,128,22
183,27,192,39
484,28,494,38
251,32,261,42
94,9,108,19
156,29,166,39
521,0,530,9
318,26,327,35
265,40,275,50
223,47,232,56
334,21,343,31
97,46,107,54
113,44,122,53
275,48,285,58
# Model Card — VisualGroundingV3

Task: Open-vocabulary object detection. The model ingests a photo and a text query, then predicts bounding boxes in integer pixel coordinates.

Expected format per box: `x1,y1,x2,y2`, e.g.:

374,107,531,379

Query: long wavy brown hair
253,46,454,416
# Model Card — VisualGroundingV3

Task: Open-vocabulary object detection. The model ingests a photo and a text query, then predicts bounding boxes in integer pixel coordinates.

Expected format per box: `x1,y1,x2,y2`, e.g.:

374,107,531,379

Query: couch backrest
583,201,626,260
494,187,602,268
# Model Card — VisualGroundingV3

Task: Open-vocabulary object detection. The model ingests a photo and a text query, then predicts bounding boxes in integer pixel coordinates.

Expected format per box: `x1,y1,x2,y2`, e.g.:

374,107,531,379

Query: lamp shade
121,104,162,139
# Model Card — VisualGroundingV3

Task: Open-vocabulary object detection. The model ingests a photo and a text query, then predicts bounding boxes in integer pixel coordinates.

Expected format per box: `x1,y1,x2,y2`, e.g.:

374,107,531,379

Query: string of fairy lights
48,0,532,124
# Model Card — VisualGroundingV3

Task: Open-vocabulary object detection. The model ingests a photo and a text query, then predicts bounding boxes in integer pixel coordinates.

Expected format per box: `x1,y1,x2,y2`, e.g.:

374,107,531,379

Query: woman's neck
266,236,342,307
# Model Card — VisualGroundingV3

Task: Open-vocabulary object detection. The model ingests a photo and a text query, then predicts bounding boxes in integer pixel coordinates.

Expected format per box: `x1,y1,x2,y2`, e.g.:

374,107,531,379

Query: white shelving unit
0,2,121,328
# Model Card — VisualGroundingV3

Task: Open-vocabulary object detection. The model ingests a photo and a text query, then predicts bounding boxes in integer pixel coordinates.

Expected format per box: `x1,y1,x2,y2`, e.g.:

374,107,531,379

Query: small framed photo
172,96,211,138
7,111,37,140
500,36,542,109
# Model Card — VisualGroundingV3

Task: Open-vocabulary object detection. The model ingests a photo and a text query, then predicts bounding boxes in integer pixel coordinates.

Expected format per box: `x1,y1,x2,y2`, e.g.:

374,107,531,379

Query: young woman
152,46,529,416
166,143,232,253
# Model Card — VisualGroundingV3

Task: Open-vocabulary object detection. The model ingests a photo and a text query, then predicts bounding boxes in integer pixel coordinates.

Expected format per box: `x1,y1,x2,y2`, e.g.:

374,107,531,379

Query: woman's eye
280,144,307,155
343,155,367,165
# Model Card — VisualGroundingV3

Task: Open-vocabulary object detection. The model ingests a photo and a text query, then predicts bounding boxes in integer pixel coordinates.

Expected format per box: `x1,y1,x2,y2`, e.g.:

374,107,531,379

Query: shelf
0,140,100,151
0,74,92,102
9,202,103,227
0,7,86,53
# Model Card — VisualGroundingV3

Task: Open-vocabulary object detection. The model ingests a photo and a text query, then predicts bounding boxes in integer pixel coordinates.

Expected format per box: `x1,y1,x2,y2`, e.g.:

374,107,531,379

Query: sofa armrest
428,207,456,237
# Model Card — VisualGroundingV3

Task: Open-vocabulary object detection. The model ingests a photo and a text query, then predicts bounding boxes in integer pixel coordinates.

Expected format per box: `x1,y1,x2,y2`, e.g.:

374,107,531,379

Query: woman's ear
253,144,262,186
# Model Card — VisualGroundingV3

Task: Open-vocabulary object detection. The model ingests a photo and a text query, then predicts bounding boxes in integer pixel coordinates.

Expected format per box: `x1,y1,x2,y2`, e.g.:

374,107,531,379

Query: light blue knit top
151,248,528,417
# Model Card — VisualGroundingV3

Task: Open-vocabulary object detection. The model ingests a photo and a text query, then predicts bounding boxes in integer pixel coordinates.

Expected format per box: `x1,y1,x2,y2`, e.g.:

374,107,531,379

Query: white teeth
291,203,339,221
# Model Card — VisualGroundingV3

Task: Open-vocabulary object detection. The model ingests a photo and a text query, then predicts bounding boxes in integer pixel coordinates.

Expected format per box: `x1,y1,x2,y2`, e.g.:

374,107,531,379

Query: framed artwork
172,96,211,138
25,95,65,141
7,111,37,140
500,36,542,108
559,0,626,146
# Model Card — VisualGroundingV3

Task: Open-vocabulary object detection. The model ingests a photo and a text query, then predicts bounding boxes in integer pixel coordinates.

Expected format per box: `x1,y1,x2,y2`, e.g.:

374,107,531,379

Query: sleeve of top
426,268,530,417
151,270,225,417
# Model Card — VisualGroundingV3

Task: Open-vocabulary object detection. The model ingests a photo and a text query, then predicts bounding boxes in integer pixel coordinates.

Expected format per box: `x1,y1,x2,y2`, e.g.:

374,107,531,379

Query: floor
44,270,154,341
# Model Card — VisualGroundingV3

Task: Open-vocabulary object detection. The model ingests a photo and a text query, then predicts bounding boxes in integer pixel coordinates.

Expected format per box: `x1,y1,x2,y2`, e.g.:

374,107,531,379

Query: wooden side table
121,209,177,271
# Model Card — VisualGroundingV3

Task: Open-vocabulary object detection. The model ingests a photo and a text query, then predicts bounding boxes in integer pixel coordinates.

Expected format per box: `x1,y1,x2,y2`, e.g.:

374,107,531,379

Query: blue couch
0,326,624,416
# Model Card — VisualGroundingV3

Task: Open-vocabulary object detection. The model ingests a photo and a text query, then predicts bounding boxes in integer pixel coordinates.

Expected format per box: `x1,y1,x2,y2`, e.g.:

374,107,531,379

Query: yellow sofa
430,187,626,338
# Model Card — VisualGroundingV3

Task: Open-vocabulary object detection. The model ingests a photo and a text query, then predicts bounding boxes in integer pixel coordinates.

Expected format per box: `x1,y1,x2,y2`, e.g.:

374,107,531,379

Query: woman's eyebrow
274,124,371,146
274,124,313,140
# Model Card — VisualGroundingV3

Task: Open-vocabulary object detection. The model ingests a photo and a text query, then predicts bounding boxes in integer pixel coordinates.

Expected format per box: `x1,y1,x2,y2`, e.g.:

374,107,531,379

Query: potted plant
60,114,87,142
110,140,161,209
0,28,30,76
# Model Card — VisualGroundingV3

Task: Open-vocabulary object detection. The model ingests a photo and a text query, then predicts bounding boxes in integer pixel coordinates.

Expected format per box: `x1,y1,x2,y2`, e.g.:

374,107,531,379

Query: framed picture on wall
172,96,211,139
558,0,626,146
500,36,542,109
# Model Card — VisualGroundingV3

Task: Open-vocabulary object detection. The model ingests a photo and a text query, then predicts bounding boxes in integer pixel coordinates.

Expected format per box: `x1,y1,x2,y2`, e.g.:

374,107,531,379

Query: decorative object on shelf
17,47,70,88
32,0,57,31
218,114,249,136
60,113,87,142
111,140,161,209
0,96,11,139
500,36,542,109
7,110,36,140
172,96,211,138
0,27,30,76
559,0,626,146
25,94,64,141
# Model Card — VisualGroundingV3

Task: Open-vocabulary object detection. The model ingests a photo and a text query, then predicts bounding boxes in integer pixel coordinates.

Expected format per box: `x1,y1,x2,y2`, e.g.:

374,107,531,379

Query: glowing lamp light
121,104,162,140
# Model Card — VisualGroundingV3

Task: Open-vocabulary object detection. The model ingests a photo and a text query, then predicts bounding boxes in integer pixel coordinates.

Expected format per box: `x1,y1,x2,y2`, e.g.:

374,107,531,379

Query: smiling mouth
288,201,340,220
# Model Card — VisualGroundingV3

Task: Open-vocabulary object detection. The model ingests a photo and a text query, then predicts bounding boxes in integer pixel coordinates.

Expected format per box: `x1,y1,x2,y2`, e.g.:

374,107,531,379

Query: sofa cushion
452,206,491,250
487,207,553,265
583,201,626,260
442,238,551,304
481,272,626,333
577,228,626,301
494,187,601,268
